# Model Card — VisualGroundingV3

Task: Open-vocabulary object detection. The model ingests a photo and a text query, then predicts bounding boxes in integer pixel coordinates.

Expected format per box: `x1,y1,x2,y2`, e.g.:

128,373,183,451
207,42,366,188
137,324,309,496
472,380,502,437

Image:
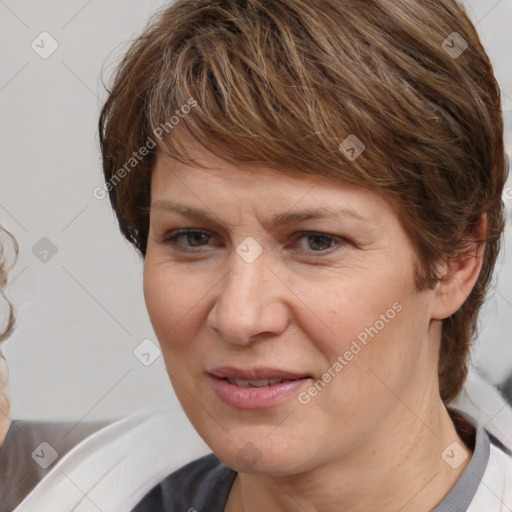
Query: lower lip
209,375,311,409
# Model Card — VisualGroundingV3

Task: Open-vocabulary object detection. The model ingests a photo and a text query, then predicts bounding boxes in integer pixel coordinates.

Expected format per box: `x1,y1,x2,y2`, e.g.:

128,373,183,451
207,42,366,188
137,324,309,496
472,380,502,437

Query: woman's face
143,134,441,475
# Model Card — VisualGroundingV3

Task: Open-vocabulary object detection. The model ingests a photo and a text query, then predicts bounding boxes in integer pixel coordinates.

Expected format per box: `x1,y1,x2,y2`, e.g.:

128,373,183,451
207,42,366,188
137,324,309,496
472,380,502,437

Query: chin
207,432,319,475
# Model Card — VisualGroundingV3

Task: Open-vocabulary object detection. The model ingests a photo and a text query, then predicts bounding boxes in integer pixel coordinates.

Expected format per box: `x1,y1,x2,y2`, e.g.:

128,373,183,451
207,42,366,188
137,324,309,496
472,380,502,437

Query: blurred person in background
0,227,110,511
0,227,16,457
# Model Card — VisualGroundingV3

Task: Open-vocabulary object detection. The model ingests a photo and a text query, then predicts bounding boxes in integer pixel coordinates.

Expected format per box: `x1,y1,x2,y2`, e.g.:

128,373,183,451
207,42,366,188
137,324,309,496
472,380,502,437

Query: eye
159,229,347,255
292,231,346,255
161,229,213,249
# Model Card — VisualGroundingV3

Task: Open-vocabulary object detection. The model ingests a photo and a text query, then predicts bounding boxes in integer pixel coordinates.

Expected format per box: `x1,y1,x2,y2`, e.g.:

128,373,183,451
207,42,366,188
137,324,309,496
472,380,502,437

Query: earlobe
431,214,487,320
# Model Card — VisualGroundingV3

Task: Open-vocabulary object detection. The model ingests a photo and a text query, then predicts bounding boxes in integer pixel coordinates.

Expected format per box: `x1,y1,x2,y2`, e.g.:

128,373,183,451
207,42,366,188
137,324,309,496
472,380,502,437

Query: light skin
143,129,486,512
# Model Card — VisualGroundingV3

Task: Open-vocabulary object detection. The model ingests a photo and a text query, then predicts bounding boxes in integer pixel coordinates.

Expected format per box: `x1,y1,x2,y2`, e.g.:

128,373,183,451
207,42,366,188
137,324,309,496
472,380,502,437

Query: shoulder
488,440,512,494
3,418,111,474
468,437,512,511
132,452,237,511
13,403,214,512
11,419,108,448
0,419,107,512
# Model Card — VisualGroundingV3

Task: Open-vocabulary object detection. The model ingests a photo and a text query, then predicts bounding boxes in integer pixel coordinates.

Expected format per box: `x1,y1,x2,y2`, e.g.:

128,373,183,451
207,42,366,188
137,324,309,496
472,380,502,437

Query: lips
226,378,290,388
209,366,311,381
208,366,310,387
208,366,313,409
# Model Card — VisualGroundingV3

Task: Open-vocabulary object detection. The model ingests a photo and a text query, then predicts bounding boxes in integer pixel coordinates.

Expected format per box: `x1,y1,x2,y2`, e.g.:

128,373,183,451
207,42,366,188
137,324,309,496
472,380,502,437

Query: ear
431,213,487,321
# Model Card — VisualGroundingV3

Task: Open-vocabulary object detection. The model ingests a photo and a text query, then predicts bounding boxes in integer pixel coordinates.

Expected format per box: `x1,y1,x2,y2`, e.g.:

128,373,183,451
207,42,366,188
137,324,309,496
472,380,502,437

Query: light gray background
0,0,511,421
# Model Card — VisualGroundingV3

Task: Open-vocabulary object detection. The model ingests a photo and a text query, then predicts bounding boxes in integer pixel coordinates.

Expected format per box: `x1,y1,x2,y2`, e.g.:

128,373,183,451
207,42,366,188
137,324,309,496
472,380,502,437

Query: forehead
151,129,396,225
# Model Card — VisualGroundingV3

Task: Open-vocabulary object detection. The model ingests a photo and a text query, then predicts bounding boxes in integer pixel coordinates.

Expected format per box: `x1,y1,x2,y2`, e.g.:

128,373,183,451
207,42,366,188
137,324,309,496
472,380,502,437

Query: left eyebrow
149,201,372,228
271,206,371,227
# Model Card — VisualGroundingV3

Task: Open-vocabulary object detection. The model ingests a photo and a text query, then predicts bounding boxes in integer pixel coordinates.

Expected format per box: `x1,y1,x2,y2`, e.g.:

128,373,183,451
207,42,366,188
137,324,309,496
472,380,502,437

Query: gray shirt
131,408,500,511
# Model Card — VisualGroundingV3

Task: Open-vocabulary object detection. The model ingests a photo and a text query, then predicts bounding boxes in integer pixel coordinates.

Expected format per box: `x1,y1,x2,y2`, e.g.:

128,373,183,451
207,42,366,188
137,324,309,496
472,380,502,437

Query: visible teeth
227,378,286,388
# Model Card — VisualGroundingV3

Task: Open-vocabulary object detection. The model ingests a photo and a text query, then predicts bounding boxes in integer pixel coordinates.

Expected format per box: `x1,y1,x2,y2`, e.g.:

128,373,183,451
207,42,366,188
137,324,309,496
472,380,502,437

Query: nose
207,247,289,346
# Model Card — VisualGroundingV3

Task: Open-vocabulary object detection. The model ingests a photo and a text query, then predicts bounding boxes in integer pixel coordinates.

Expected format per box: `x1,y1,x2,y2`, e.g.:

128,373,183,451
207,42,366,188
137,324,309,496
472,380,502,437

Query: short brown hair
99,0,508,403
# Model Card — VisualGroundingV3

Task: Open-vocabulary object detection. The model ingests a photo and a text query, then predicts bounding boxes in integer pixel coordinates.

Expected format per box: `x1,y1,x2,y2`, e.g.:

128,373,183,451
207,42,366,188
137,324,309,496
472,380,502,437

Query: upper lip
209,366,311,380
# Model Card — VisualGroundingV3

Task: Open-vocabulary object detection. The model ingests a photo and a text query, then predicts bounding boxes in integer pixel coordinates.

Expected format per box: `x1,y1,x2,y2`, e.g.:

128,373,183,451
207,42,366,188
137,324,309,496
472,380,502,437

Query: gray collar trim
431,407,491,512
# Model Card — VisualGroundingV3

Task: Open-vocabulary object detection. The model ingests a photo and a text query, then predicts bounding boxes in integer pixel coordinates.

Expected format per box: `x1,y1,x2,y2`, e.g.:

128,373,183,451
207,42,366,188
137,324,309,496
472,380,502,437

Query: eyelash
160,229,347,256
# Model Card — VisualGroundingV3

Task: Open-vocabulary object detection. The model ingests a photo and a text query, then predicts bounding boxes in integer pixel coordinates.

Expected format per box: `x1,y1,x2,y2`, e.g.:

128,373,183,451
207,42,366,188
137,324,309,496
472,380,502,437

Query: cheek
325,293,433,415
143,262,202,349
302,268,430,397
297,268,408,353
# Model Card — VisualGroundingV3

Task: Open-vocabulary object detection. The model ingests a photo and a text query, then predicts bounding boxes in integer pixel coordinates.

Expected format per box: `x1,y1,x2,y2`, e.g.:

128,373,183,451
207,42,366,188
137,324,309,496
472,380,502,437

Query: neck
227,398,471,512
